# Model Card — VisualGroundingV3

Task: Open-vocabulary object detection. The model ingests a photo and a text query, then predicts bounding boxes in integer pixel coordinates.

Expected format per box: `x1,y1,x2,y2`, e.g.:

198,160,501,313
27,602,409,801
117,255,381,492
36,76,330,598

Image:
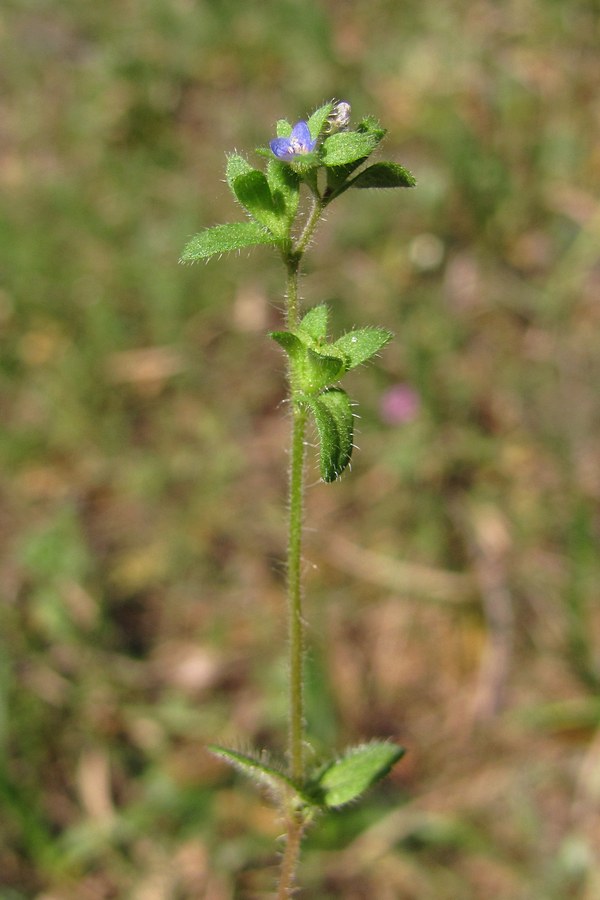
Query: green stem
287,398,307,782
294,195,324,259
277,191,325,895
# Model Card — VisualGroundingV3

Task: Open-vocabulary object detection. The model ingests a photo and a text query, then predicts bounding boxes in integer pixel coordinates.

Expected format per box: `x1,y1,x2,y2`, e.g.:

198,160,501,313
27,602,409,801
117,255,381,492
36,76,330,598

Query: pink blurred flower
380,383,420,425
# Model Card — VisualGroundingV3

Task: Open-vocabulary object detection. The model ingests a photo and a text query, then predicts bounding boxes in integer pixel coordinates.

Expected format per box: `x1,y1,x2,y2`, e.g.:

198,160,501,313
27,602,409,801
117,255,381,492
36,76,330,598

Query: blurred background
1,0,600,897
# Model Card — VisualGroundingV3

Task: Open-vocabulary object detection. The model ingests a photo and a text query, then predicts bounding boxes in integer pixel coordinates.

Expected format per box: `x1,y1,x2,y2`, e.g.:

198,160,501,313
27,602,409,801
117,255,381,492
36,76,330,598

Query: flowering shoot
270,120,317,162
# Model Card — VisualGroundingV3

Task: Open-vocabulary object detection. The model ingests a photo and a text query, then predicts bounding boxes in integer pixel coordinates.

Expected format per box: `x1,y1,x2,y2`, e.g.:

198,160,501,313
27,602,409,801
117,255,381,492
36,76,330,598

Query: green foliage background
1,0,599,897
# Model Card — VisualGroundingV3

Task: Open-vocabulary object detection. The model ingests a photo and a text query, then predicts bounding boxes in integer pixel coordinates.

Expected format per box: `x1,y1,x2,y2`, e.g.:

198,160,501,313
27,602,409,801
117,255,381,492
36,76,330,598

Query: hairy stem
287,399,307,782
277,806,306,900
277,195,325,896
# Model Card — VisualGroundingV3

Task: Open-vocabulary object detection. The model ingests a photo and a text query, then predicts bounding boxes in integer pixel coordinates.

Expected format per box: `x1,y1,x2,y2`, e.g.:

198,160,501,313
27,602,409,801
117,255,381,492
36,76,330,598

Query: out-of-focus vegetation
1,0,599,897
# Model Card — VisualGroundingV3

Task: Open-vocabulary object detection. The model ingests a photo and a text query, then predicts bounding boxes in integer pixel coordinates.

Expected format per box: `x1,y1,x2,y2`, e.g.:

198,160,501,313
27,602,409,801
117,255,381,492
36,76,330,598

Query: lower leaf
305,741,405,809
305,387,354,482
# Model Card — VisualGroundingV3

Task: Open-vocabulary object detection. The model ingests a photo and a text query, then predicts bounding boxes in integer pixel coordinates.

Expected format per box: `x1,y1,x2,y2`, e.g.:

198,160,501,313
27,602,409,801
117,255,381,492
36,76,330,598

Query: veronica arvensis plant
180,101,416,897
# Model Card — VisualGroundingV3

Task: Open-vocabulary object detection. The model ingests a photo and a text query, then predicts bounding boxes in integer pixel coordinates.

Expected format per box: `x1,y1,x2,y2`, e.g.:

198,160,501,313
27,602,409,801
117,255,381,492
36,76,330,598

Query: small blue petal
270,119,317,162
270,137,295,161
291,120,312,145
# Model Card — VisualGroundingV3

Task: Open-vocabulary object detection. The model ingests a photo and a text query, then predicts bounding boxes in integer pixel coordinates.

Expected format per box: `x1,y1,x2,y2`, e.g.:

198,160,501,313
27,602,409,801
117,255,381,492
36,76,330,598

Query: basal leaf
334,327,393,369
298,304,330,343
180,222,279,262
305,741,405,809
305,387,354,482
350,162,416,190
320,131,379,167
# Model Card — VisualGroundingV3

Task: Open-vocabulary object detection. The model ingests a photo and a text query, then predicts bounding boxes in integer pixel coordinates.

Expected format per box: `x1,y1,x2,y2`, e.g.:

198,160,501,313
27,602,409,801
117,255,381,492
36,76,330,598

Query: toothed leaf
229,170,286,237
334,327,393,369
180,222,278,262
266,159,300,223
305,742,405,809
225,153,254,194
305,387,354,482
298,304,329,343
320,131,380,166
351,162,416,190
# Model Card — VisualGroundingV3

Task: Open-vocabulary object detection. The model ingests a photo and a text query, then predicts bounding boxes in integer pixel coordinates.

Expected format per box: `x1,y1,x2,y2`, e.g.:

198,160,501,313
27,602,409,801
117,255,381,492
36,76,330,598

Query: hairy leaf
298,304,330,343
179,222,278,262
306,742,405,808
225,153,254,194
350,162,416,189
334,327,393,369
266,159,300,223
305,387,354,482
307,101,335,141
208,745,298,798
230,170,286,237
320,131,380,167
271,331,344,394
276,119,292,137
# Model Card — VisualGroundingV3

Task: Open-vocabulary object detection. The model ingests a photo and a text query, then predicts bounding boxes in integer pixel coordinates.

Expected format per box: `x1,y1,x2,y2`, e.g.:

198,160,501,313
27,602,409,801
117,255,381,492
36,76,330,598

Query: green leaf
298,304,329,343
356,115,387,144
305,741,405,808
334,327,393,369
276,119,292,137
270,331,344,394
225,153,254,194
307,101,334,141
270,330,305,358
350,162,416,189
179,222,278,262
267,159,300,223
305,387,354,482
229,170,286,237
320,131,380,167
208,745,298,798
303,348,345,393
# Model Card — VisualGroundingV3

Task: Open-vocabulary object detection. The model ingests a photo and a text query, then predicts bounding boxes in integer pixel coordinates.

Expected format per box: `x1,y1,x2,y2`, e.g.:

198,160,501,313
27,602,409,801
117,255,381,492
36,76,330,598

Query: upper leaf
179,222,279,262
305,387,354,482
305,741,405,809
266,159,300,223
298,304,329,343
334,327,393,369
230,170,287,238
350,162,416,189
320,131,380,167
276,119,292,137
307,101,335,142
225,153,254,193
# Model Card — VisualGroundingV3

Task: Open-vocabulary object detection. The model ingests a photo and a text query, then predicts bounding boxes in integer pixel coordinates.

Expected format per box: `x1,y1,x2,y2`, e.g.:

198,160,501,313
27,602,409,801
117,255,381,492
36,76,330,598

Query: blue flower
270,121,316,162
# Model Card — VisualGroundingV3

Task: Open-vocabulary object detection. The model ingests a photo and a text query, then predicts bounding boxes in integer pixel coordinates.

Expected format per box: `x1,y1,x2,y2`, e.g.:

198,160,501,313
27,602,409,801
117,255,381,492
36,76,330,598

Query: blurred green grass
1,0,600,896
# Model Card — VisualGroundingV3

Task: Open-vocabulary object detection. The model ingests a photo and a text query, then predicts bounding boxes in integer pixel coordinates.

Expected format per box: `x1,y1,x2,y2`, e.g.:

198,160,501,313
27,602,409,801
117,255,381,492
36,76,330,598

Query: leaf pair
271,305,392,482
208,741,405,811
179,153,300,263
